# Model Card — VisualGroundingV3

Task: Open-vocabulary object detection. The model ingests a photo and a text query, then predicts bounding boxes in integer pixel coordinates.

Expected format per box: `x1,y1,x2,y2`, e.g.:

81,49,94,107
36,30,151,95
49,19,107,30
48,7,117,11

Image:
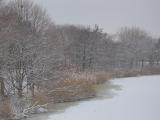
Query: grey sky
36,0,160,37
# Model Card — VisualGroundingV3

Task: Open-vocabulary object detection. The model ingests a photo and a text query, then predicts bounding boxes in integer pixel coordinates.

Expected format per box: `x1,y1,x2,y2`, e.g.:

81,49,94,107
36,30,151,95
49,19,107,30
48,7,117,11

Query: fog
36,0,160,37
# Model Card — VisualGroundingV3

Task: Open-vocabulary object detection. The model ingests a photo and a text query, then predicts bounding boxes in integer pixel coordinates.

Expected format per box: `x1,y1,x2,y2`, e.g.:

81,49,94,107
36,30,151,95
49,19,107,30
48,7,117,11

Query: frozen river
27,76,160,120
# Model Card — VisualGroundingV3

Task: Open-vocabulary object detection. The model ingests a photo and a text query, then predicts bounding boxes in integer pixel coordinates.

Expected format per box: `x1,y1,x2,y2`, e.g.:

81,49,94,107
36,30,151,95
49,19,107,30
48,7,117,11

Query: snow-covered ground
27,76,160,120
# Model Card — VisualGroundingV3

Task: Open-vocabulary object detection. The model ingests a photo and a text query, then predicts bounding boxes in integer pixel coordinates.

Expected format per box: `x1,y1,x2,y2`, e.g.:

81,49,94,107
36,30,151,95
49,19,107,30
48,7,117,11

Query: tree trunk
82,53,86,72
18,88,23,98
141,60,144,68
0,80,5,96
129,60,134,69
31,83,35,97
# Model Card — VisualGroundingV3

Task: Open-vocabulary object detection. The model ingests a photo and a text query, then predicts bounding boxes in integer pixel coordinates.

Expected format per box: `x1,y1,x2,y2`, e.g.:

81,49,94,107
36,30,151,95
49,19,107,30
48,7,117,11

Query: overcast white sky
35,0,160,37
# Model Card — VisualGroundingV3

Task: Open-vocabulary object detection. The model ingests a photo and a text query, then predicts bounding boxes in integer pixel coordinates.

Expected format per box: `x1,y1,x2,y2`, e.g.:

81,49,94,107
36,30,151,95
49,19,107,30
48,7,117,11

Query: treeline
0,0,160,99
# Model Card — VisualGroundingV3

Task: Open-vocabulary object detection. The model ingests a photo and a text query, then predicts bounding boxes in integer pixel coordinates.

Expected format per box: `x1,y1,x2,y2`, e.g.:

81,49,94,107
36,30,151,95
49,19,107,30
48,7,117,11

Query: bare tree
117,27,154,68
0,1,52,97
7,0,51,34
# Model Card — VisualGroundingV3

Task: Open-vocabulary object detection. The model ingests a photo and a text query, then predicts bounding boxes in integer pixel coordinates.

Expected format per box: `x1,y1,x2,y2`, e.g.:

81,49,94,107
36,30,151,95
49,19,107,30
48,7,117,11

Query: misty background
36,0,160,37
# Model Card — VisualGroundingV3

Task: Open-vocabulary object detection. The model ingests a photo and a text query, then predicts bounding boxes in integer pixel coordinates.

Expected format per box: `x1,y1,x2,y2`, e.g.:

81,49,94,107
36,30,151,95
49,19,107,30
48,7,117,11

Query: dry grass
48,79,96,102
29,71,112,103
47,72,112,102
53,71,112,87
95,72,112,84
145,67,160,75
0,99,12,120
111,69,143,78
111,67,160,78
32,90,49,105
122,69,142,77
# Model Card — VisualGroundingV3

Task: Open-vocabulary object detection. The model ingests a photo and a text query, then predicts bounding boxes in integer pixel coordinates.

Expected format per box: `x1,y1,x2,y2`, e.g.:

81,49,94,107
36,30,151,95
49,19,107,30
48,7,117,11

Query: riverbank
26,75,160,120
0,72,111,120
1,67,160,120
25,79,121,120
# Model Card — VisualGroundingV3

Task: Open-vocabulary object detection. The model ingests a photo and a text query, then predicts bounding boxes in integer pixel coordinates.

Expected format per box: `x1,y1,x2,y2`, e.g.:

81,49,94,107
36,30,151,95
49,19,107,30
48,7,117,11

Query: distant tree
7,0,51,34
153,38,160,65
61,25,105,72
117,27,154,68
99,35,117,70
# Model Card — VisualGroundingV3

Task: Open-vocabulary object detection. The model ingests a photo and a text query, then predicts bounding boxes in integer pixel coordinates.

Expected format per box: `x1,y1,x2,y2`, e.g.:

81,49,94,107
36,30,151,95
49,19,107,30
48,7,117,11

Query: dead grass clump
52,72,96,88
111,67,160,78
111,69,126,78
112,69,143,78
48,73,97,102
47,72,113,102
49,79,96,102
122,69,142,77
32,90,49,105
0,99,12,119
95,72,112,84
147,67,160,75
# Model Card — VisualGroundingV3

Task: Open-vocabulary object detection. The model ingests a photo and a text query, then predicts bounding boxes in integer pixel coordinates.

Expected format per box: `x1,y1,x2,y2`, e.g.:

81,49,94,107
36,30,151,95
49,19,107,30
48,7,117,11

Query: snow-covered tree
117,27,154,68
